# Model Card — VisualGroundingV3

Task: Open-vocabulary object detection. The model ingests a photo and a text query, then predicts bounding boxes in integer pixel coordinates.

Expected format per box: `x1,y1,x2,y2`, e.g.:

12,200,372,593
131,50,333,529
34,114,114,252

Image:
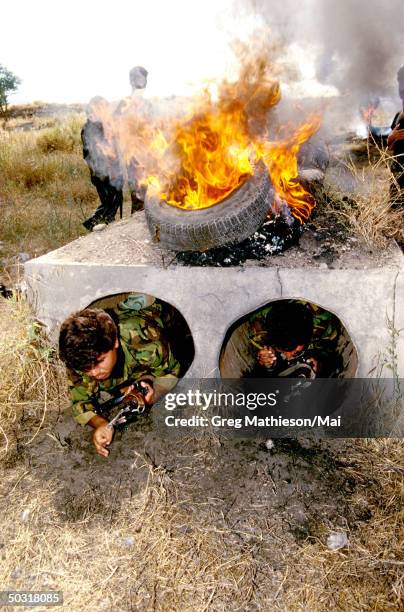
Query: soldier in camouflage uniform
59,294,180,457
245,300,342,378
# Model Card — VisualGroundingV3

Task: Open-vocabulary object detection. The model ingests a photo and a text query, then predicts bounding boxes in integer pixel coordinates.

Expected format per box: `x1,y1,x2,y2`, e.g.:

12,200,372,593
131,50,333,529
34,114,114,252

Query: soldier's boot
83,214,102,231
82,205,112,230
83,190,123,230
83,206,116,230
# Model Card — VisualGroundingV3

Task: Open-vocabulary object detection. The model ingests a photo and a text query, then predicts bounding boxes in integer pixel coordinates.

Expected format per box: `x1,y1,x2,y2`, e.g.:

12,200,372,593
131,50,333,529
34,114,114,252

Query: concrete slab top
28,212,403,271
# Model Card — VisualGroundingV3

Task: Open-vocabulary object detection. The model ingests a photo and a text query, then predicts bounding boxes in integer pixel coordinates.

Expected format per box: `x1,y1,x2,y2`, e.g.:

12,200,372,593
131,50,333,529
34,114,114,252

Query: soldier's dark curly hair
265,302,313,352
58,308,118,372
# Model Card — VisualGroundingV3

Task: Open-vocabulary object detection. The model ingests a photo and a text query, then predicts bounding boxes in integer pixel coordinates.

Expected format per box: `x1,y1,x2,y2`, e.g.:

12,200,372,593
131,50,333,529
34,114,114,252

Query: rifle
92,379,150,430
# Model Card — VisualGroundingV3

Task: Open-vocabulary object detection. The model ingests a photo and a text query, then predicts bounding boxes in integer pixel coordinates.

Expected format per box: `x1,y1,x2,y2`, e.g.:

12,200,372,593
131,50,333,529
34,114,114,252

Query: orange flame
165,105,254,209
256,115,322,223
360,103,378,126
118,55,322,223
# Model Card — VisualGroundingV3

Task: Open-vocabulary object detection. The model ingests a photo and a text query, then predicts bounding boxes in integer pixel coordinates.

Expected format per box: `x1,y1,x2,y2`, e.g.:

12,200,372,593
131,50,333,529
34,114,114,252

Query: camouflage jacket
67,295,180,425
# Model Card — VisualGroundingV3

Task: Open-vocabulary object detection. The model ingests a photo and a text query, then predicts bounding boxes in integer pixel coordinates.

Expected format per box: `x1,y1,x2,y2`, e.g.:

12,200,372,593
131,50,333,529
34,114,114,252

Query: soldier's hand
93,424,114,458
388,128,404,149
122,383,153,405
306,357,318,374
258,346,277,368
139,381,155,404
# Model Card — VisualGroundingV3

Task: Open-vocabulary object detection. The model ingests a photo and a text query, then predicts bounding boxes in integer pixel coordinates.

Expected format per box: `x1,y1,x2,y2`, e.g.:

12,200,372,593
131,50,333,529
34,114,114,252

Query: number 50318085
0,591,63,606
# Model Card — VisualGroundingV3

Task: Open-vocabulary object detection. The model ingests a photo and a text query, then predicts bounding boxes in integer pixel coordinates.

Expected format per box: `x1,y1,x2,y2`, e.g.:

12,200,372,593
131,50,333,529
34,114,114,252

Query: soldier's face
131,74,147,90
85,339,119,380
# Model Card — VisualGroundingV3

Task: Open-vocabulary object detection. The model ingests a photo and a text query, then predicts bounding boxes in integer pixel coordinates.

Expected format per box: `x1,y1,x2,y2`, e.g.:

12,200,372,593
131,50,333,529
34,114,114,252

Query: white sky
1,0,265,104
1,0,340,105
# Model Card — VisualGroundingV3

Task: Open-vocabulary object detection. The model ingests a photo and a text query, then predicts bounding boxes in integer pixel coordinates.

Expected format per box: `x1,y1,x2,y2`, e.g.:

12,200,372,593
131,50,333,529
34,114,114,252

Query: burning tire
144,162,273,251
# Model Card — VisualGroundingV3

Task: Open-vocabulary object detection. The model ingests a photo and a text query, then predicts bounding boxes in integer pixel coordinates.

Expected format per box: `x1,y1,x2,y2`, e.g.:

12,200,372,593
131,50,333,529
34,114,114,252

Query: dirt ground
2,398,402,610
26,411,355,543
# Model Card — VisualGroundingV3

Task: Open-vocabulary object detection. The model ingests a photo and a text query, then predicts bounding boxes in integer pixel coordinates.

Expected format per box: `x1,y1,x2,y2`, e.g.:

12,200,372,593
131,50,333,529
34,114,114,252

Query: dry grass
0,112,97,274
323,142,404,247
0,459,259,610
5,114,59,132
0,296,66,463
283,438,404,611
0,297,403,610
36,115,84,154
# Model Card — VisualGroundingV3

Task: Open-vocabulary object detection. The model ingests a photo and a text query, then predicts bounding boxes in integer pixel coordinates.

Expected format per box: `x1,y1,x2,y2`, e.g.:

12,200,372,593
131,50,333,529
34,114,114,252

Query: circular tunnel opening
88,292,195,377
219,299,358,379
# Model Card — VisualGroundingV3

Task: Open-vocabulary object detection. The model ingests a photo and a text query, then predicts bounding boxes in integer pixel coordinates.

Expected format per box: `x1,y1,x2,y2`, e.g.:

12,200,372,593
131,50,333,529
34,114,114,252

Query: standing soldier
82,97,124,231
116,66,150,214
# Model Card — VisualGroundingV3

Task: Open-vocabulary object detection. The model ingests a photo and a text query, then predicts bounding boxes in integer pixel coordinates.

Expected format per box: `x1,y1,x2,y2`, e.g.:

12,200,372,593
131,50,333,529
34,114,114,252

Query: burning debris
176,215,302,267
87,47,323,252
357,97,391,143
359,96,380,128
129,53,321,224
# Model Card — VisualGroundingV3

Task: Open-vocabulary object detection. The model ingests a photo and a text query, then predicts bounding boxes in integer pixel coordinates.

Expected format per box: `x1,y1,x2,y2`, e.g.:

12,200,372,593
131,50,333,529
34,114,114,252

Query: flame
256,115,322,223
361,105,377,125
165,104,255,209
359,99,379,126
118,54,322,223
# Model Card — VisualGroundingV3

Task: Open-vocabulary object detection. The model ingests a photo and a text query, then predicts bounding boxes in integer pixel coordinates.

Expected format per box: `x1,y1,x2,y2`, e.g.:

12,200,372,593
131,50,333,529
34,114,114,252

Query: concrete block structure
24,213,404,379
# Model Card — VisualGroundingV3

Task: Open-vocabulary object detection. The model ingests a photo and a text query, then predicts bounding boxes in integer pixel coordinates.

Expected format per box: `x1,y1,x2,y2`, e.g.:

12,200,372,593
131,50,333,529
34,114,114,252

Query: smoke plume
245,0,404,101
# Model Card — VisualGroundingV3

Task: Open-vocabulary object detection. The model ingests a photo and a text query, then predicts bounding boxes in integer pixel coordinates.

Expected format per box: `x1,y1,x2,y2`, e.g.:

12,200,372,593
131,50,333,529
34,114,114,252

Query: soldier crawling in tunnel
58,294,180,457
245,301,343,379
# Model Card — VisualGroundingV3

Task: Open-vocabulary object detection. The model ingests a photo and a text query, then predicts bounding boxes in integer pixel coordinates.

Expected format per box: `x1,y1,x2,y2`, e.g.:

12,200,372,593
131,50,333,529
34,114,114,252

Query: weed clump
323,143,404,247
0,296,66,463
36,116,83,153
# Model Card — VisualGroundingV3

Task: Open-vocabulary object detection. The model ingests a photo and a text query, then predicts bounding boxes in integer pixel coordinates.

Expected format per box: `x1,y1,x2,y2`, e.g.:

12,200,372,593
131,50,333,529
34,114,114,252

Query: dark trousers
130,187,146,214
128,157,146,214
91,174,123,221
